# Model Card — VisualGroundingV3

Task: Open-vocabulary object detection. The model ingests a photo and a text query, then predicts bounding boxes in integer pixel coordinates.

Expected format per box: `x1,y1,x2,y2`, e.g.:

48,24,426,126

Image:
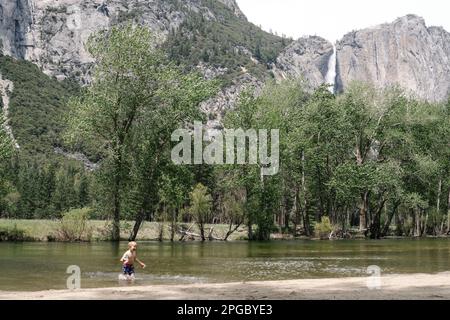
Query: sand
2,273,450,300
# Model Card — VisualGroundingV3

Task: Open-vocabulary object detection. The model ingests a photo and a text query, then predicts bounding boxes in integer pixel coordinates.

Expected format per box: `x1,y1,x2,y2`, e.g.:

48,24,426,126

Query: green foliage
0,115,13,206
0,224,28,241
0,55,79,159
314,216,333,240
4,159,89,219
220,80,450,239
65,24,216,240
164,0,291,86
189,184,213,221
0,115,12,163
188,183,213,241
55,208,92,241
0,56,94,220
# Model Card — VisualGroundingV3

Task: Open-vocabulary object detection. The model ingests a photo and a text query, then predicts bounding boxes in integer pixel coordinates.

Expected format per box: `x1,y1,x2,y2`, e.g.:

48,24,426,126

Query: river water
1,239,450,291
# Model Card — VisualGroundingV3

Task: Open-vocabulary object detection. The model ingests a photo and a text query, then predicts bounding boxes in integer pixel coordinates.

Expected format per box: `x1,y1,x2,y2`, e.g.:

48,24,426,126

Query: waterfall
325,44,337,94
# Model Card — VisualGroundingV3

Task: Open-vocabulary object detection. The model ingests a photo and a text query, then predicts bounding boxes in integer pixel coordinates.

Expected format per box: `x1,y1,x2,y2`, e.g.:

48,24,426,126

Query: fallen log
176,228,224,241
178,223,195,241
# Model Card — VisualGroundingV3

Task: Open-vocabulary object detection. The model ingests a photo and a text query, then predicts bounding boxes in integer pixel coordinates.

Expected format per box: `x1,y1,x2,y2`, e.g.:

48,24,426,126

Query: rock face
2,1,450,109
0,73,20,149
272,36,334,88
0,0,244,84
217,0,245,19
0,0,33,59
200,73,263,130
336,14,450,102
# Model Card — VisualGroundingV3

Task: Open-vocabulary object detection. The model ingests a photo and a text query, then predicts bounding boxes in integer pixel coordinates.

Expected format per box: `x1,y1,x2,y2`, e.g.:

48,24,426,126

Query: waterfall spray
325,44,337,94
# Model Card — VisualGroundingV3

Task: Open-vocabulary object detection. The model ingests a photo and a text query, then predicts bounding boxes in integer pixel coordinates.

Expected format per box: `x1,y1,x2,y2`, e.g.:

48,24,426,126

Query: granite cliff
1,2,449,123
336,14,450,102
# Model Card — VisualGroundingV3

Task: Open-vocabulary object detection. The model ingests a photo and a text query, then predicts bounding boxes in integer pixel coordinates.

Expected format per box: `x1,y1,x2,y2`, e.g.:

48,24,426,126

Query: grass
0,219,248,242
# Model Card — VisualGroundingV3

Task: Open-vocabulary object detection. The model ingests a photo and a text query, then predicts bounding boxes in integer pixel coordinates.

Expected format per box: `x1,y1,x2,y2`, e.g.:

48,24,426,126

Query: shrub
0,224,28,241
92,220,114,241
55,208,92,241
314,216,333,240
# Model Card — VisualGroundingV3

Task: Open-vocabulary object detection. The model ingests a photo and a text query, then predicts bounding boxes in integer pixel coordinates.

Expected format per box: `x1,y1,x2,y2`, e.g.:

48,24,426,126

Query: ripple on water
233,257,393,280
83,271,207,284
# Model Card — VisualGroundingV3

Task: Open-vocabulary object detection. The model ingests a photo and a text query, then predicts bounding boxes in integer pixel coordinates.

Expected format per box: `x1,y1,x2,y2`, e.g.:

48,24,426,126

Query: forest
0,24,449,242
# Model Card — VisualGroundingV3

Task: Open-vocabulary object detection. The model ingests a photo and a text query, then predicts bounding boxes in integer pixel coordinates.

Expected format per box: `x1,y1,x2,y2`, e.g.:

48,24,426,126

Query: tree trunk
292,188,299,236
129,209,145,241
437,179,442,213
199,222,205,242
345,207,350,232
381,201,400,237
179,223,194,241
247,221,253,240
112,182,121,241
395,210,403,236
447,188,450,233
414,209,421,237
315,165,325,222
170,208,177,242
359,191,368,232
301,151,311,236
111,146,123,241
158,223,164,242
423,209,428,237
368,198,387,239
224,222,242,241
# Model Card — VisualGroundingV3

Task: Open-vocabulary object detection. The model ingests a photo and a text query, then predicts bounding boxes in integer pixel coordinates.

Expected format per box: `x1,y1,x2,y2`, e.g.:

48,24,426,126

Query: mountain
1,2,450,160
1,0,291,132
0,0,286,83
0,0,290,156
336,14,450,102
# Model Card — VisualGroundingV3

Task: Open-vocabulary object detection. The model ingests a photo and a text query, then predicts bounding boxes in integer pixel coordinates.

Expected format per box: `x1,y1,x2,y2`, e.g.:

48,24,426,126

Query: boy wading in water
120,241,146,280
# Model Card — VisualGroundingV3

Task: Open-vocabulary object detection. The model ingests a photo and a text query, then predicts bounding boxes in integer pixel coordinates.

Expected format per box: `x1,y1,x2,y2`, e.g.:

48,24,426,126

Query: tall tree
189,183,213,241
67,24,216,240
66,25,169,240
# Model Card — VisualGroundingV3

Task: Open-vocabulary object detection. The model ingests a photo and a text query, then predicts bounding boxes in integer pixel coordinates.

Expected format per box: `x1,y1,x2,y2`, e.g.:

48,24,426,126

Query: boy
120,241,146,279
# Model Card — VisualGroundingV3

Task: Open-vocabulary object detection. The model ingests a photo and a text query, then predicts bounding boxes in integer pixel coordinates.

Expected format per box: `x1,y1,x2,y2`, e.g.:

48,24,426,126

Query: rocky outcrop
0,73,20,149
200,73,263,130
0,0,245,84
54,147,99,171
0,0,33,59
272,36,334,88
2,0,449,114
336,14,450,102
217,0,245,19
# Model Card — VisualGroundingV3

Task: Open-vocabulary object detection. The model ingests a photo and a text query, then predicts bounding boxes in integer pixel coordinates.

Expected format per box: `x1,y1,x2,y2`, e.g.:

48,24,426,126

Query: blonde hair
128,241,137,248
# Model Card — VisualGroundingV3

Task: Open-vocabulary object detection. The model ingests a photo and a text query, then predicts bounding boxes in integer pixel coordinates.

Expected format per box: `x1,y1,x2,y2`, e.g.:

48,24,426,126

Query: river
1,239,450,291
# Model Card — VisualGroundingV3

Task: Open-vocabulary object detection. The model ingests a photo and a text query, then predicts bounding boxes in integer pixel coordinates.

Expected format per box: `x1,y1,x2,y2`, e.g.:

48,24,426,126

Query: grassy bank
0,219,248,242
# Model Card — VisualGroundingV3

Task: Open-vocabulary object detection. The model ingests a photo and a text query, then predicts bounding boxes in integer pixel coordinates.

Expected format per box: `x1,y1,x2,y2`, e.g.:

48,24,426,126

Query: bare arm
120,252,129,264
136,258,146,268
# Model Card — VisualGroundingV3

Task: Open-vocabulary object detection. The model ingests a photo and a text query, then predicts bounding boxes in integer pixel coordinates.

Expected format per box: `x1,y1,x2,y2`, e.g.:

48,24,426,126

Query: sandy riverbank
2,273,450,300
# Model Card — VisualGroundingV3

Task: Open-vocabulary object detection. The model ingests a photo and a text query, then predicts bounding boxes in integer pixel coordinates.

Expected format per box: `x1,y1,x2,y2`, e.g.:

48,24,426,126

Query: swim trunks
122,264,135,275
